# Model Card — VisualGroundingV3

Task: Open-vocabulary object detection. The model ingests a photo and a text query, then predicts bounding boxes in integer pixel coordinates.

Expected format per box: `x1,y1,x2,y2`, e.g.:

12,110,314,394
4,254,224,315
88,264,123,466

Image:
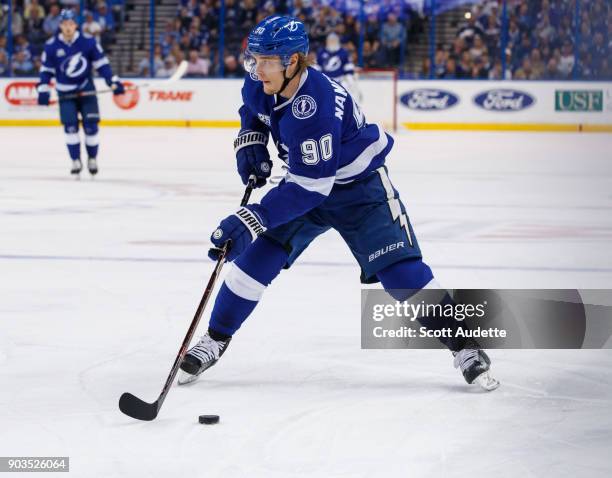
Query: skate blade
474,371,500,391
177,370,200,385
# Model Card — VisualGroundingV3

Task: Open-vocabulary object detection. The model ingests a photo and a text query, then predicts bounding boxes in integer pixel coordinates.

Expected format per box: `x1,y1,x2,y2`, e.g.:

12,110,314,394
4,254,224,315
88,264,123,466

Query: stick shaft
152,178,255,413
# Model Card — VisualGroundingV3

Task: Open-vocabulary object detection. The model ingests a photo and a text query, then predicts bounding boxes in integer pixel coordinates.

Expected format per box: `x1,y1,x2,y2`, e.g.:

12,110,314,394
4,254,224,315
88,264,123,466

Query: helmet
245,16,309,69
59,9,78,24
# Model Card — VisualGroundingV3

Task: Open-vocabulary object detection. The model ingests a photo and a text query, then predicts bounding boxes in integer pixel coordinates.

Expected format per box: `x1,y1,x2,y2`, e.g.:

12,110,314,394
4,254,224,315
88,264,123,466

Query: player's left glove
37,83,51,106
234,130,272,188
108,75,125,95
209,206,267,262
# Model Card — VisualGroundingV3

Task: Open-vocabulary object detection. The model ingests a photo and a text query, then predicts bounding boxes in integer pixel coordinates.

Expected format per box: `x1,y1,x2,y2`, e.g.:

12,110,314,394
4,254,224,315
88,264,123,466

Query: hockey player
37,9,125,176
180,16,499,391
316,33,361,102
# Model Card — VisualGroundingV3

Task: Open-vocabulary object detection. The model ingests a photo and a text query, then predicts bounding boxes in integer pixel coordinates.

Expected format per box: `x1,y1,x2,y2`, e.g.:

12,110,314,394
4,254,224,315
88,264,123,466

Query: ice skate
87,158,98,176
71,159,82,177
453,349,500,391
178,333,231,385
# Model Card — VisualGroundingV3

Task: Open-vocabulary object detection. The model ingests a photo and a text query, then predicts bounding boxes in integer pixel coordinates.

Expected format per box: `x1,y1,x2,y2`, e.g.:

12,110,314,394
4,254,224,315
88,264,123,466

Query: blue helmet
59,9,78,24
246,16,309,67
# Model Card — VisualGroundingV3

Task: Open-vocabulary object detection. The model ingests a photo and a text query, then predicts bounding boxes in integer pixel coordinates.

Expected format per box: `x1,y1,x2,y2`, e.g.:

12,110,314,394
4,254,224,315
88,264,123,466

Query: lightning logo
378,168,414,247
62,53,87,78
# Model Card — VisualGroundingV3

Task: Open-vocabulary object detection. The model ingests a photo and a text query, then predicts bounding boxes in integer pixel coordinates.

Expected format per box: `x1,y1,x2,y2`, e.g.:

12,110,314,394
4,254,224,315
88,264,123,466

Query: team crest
292,95,317,119
57,49,66,57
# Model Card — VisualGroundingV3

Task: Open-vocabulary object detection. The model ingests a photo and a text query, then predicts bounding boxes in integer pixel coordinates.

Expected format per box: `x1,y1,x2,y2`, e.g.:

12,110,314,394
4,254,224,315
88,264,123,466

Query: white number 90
301,134,333,165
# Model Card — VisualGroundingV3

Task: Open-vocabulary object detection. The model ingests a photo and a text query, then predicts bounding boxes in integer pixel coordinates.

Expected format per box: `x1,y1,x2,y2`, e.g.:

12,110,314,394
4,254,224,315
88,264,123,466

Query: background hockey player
37,9,125,176
316,32,361,102
180,16,499,391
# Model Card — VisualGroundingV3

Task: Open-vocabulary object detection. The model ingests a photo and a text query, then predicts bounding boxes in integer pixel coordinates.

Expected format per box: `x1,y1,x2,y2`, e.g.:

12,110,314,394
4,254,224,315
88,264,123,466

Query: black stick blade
119,393,159,421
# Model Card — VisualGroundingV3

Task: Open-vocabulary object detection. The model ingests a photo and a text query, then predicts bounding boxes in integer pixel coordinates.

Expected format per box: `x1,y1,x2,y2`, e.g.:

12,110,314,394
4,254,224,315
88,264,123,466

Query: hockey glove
209,206,267,262
234,130,272,188
108,75,126,95
37,84,50,106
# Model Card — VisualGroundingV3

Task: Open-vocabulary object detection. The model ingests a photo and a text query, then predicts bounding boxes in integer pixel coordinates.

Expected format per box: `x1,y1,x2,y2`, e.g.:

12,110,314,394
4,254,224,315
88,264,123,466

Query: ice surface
1,128,612,477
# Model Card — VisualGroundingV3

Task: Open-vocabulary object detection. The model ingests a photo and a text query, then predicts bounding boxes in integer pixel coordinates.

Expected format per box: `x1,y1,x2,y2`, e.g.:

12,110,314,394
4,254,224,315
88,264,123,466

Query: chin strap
275,66,302,97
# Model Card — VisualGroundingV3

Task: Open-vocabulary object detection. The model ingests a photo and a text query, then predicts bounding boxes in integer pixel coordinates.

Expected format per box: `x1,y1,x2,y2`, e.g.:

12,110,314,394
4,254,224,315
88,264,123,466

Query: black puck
198,415,220,425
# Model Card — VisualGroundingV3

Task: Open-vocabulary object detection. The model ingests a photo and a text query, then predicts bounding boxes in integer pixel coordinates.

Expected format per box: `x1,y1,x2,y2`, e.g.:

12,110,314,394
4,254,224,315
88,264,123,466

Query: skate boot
453,349,500,391
87,158,98,176
178,332,231,385
71,159,82,176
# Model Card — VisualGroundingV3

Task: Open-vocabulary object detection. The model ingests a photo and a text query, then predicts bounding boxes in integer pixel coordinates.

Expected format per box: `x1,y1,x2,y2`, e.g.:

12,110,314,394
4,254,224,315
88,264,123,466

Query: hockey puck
198,415,220,425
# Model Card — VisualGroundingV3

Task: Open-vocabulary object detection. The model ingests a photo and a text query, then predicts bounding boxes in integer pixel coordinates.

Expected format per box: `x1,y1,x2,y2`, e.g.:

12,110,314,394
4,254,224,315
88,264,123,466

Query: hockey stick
118,176,256,421
57,60,188,101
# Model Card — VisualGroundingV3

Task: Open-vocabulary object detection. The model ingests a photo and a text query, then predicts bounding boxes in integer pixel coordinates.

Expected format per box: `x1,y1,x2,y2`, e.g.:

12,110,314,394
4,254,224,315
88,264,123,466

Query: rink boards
0,78,611,132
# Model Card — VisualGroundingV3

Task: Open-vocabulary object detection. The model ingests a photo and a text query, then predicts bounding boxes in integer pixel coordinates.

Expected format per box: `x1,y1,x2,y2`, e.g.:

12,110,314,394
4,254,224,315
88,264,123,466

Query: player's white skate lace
453,348,500,391
178,333,230,385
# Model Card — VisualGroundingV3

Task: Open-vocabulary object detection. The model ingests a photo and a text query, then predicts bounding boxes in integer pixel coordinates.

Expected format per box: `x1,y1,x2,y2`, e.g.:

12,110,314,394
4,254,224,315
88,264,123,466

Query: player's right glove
37,84,51,106
208,205,267,262
234,130,272,188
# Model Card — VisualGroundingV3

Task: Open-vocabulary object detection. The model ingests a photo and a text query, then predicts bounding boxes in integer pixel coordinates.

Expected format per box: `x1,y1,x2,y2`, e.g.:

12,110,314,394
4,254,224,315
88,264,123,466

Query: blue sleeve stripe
286,172,335,196
335,124,388,181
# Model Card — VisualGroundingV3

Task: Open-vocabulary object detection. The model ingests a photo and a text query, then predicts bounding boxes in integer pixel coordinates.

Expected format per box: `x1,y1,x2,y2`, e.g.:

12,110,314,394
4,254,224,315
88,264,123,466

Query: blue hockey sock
83,123,99,159
377,259,472,351
64,124,80,160
209,237,288,337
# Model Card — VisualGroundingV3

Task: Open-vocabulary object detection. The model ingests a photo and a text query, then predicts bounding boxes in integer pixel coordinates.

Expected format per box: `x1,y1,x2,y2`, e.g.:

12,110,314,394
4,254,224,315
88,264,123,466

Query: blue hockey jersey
240,67,393,230
316,48,355,79
39,31,114,92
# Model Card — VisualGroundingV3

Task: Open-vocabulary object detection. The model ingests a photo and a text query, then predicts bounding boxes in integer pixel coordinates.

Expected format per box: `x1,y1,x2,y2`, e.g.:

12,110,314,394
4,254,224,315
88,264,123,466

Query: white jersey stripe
286,172,335,196
335,124,388,181
92,57,109,69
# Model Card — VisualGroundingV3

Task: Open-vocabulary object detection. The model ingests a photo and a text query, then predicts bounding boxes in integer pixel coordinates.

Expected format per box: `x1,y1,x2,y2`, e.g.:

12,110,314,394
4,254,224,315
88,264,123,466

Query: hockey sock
64,124,80,160
209,236,288,337
377,258,475,351
83,123,99,159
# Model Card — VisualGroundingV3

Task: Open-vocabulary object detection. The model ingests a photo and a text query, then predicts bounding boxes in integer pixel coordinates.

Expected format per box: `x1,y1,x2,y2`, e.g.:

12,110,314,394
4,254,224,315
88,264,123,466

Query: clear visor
243,50,286,76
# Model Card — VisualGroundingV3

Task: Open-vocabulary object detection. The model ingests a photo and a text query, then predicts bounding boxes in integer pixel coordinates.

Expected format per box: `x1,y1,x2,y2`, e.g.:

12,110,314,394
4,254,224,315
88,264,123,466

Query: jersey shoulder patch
45,37,56,46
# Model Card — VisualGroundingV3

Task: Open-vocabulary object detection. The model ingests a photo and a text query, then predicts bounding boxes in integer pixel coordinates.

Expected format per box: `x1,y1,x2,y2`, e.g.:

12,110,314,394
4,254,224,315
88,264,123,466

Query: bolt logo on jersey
323,55,342,73
62,53,88,78
292,95,317,119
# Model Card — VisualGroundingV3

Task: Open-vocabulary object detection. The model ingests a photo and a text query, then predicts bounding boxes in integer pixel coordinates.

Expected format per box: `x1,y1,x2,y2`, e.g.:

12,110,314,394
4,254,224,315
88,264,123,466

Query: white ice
1,128,612,477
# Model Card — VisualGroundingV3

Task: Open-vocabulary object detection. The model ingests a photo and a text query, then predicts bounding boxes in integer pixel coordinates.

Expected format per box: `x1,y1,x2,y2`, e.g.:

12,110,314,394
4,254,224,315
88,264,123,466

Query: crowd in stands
143,0,421,78
0,0,125,76
433,0,610,79
1,0,610,79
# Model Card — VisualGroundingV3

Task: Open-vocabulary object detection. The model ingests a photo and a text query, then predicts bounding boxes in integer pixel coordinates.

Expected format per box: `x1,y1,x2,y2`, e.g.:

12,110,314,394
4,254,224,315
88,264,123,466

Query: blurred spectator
557,40,575,77
442,57,457,79
543,57,559,79
25,0,46,20
223,54,243,78
380,13,404,67
82,11,102,41
186,48,211,77
488,59,512,79
43,4,62,37
12,50,35,76
0,50,9,76
456,51,472,79
157,57,177,78
138,45,164,76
